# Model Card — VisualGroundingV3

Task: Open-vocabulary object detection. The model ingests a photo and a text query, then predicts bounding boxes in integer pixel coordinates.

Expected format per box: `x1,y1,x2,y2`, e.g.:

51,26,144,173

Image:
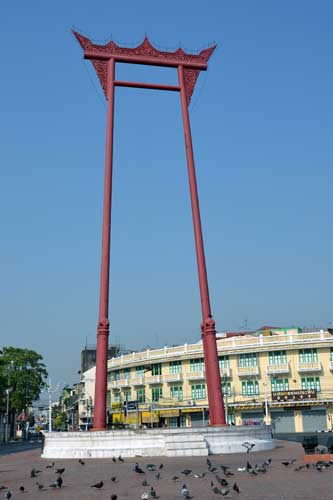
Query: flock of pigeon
1,441,331,499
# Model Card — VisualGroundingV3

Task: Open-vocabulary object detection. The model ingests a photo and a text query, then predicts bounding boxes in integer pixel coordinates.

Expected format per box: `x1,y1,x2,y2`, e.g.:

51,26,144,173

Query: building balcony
297,361,321,373
237,365,259,377
266,363,290,375
145,375,163,384
164,373,183,383
132,377,145,386
186,370,206,381
220,367,231,378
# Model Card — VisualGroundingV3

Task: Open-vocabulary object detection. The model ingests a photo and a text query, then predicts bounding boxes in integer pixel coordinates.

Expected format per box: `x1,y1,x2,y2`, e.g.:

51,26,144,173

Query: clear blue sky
1,1,332,385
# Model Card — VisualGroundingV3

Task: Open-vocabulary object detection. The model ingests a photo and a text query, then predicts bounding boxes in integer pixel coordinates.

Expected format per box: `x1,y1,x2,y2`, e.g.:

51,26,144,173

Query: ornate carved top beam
73,31,216,105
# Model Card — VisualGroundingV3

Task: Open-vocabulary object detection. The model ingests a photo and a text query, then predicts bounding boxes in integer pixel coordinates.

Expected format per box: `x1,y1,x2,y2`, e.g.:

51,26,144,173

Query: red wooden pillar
178,65,226,426
93,58,115,430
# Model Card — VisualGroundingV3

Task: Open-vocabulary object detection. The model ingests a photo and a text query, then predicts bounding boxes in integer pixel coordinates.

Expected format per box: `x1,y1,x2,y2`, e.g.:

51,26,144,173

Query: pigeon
172,476,180,481
193,472,206,478
181,469,192,476
19,486,25,492
207,458,212,468
30,468,38,478
159,463,163,469
181,484,191,498
212,485,229,496
111,495,117,500
150,486,157,497
141,493,149,500
118,456,124,462
36,483,44,490
142,480,149,486
55,468,65,475
46,462,55,469
237,467,246,472
294,464,308,471
210,467,218,472
112,457,117,463
56,476,63,488
281,459,296,466
78,459,85,465
242,442,255,453
146,464,156,472
4,491,11,500
233,482,240,493
155,472,160,480
216,475,228,486
220,465,231,473
111,476,117,482
91,481,104,489
263,458,272,466
0,487,8,491
49,482,58,488
134,463,145,474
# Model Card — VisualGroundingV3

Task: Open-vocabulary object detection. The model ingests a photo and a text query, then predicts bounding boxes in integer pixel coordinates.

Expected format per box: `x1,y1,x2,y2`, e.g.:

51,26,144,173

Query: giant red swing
73,31,226,429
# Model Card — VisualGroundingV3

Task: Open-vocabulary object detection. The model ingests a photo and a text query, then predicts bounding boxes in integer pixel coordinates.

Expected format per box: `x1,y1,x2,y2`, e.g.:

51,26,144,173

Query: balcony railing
237,365,259,377
220,367,231,378
107,330,333,370
186,370,206,381
145,375,163,384
131,377,145,386
164,373,183,383
297,361,321,372
266,363,289,375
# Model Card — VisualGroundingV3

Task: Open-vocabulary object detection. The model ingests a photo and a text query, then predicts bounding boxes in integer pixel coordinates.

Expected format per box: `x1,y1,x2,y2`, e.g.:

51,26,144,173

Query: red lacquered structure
73,31,226,430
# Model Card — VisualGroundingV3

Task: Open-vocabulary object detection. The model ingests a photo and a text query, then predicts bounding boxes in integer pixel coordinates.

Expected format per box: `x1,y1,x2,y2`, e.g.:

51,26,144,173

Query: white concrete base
42,426,274,459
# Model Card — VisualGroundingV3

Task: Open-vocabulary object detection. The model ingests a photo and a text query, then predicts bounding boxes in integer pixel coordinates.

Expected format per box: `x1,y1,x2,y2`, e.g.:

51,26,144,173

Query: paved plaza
0,440,331,499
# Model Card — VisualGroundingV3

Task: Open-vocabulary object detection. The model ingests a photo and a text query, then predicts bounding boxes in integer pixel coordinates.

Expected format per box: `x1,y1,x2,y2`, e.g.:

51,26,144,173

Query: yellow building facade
82,328,333,433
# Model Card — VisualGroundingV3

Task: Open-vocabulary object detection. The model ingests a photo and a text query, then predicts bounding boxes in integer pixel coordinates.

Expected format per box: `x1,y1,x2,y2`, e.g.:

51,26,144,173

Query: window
169,360,182,374
122,367,131,380
169,417,178,428
301,377,321,392
152,386,162,402
113,390,121,403
170,385,183,401
299,349,318,363
219,356,230,369
112,370,120,381
268,351,287,365
241,380,259,396
239,353,257,367
222,382,232,397
271,378,289,392
191,384,206,400
152,363,162,376
190,358,204,372
136,388,145,403
107,390,111,409
136,365,145,377
180,416,186,428
123,389,131,401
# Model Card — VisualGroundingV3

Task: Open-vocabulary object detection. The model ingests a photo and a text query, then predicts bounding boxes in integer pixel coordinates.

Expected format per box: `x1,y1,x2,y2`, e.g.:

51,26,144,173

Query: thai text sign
272,389,317,401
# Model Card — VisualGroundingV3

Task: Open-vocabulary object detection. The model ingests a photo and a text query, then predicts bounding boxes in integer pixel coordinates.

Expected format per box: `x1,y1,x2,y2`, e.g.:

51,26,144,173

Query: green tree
0,347,48,413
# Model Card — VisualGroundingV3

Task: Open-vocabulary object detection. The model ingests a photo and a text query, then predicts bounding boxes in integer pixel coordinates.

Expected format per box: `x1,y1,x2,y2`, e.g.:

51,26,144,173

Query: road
0,440,42,456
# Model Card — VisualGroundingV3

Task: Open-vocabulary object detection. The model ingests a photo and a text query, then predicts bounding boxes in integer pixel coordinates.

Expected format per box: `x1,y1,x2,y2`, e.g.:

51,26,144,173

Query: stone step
165,448,208,457
164,434,206,443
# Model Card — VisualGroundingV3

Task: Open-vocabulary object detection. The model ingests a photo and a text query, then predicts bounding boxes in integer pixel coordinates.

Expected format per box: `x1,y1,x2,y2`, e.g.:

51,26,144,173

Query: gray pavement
0,440,331,499
0,440,42,457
